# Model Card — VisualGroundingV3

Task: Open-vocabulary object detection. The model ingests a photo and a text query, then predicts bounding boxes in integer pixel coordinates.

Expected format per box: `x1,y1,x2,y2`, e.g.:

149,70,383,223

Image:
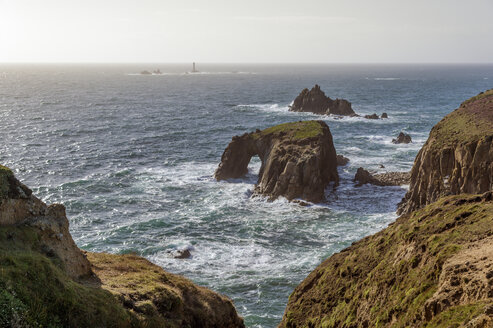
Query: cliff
398,89,493,214
289,85,356,116
0,166,244,328
280,192,493,328
215,121,339,203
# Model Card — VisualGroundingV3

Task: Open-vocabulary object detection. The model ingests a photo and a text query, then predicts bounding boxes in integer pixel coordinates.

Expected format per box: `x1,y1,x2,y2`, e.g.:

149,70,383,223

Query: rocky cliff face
215,121,339,203
398,89,493,214
0,166,244,328
280,193,493,328
289,85,356,116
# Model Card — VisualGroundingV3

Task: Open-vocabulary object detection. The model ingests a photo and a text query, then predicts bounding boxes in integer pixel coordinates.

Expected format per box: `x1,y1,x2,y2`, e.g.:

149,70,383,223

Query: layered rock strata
398,89,493,214
215,121,339,203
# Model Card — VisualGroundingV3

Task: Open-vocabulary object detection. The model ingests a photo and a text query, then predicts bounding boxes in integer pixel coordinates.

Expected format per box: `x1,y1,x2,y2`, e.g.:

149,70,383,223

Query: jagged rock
392,132,412,144
398,89,493,214
364,113,379,119
279,193,493,328
215,121,339,203
354,167,410,187
174,249,192,259
336,154,350,166
289,85,356,116
0,166,245,327
381,112,388,118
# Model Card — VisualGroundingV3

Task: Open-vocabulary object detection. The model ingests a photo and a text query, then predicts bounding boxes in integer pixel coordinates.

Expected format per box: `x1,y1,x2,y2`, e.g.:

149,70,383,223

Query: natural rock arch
215,121,339,203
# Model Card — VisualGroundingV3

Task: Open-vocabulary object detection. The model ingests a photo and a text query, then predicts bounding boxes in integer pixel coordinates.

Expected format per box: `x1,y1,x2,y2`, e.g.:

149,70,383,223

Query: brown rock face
353,167,410,187
279,193,493,328
392,132,412,144
336,154,350,166
398,89,493,214
0,169,92,280
289,85,356,116
215,121,339,203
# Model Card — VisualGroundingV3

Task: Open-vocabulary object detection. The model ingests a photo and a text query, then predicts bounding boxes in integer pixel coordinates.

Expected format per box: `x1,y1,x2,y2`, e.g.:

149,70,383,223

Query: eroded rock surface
336,154,350,166
398,89,493,214
0,166,244,327
280,193,493,328
289,85,356,116
215,121,339,203
354,167,410,187
392,132,412,144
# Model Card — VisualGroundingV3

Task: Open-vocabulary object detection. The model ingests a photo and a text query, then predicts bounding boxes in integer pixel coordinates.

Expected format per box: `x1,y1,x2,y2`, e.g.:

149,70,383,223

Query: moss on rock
280,193,493,327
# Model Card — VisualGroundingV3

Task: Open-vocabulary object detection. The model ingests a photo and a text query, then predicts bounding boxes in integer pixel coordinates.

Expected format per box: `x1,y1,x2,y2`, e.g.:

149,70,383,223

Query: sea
1,63,492,327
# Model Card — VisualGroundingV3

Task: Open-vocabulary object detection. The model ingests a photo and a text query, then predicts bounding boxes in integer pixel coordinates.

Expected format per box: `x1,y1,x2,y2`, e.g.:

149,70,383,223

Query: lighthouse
192,62,199,73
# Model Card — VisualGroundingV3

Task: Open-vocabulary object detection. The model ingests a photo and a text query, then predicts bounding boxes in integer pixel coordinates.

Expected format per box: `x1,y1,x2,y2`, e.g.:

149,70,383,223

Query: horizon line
1,61,493,65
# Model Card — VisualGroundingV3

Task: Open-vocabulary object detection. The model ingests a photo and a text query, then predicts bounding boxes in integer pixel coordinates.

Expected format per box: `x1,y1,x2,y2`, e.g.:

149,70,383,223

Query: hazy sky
1,0,492,63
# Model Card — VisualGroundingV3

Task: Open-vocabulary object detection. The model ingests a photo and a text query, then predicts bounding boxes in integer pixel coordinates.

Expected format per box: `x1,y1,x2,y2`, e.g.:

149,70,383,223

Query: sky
0,0,492,63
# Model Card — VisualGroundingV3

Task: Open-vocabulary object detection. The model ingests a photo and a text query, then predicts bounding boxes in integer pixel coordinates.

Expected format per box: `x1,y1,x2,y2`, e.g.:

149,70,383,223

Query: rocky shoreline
3,89,493,327
0,166,244,328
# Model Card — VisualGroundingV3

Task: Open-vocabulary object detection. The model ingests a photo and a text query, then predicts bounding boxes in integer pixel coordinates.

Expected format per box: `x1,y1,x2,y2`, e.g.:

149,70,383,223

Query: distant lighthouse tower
191,62,199,73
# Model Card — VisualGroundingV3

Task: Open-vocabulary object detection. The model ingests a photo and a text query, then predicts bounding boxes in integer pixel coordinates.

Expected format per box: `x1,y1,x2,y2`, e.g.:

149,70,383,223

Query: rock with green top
398,89,493,214
215,120,339,203
280,192,493,328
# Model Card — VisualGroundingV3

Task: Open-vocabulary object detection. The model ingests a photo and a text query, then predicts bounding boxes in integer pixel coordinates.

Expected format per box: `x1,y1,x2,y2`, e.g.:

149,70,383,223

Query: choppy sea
1,63,492,327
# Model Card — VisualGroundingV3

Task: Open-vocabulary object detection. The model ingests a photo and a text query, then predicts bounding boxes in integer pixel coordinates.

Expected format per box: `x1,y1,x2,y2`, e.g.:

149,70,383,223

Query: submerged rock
215,120,339,203
392,132,412,144
398,89,493,214
364,113,379,119
0,167,244,327
289,85,356,116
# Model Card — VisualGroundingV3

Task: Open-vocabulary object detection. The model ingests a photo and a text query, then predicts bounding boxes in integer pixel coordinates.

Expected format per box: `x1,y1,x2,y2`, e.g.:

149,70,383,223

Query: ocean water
1,64,492,327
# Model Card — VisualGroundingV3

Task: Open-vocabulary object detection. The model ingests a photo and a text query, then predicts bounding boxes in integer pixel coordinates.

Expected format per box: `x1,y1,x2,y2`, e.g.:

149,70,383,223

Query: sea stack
398,89,493,214
289,85,356,116
279,91,493,328
215,121,339,203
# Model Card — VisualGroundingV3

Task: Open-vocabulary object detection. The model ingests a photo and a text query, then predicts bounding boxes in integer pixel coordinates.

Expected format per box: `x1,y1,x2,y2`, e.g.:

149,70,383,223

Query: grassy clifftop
254,121,325,140
281,193,493,328
0,168,244,328
428,89,493,151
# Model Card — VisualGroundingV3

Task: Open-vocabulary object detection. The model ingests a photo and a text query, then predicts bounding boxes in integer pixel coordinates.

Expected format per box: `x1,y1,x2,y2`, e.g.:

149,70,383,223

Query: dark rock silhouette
392,132,412,144
289,85,356,116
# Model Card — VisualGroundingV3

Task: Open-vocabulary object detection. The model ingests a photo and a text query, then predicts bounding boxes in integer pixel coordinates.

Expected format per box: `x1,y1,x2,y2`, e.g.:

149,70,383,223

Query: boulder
289,85,356,116
381,112,388,118
398,89,493,214
215,121,339,203
336,154,350,166
364,113,379,119
354,167,410,187
392,132,412,144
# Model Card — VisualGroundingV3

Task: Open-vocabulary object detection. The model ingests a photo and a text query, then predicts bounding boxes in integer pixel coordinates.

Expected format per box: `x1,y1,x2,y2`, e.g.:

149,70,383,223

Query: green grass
428,89,493,150
0,225,138,328
253,121,324,140
281,194,493,327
